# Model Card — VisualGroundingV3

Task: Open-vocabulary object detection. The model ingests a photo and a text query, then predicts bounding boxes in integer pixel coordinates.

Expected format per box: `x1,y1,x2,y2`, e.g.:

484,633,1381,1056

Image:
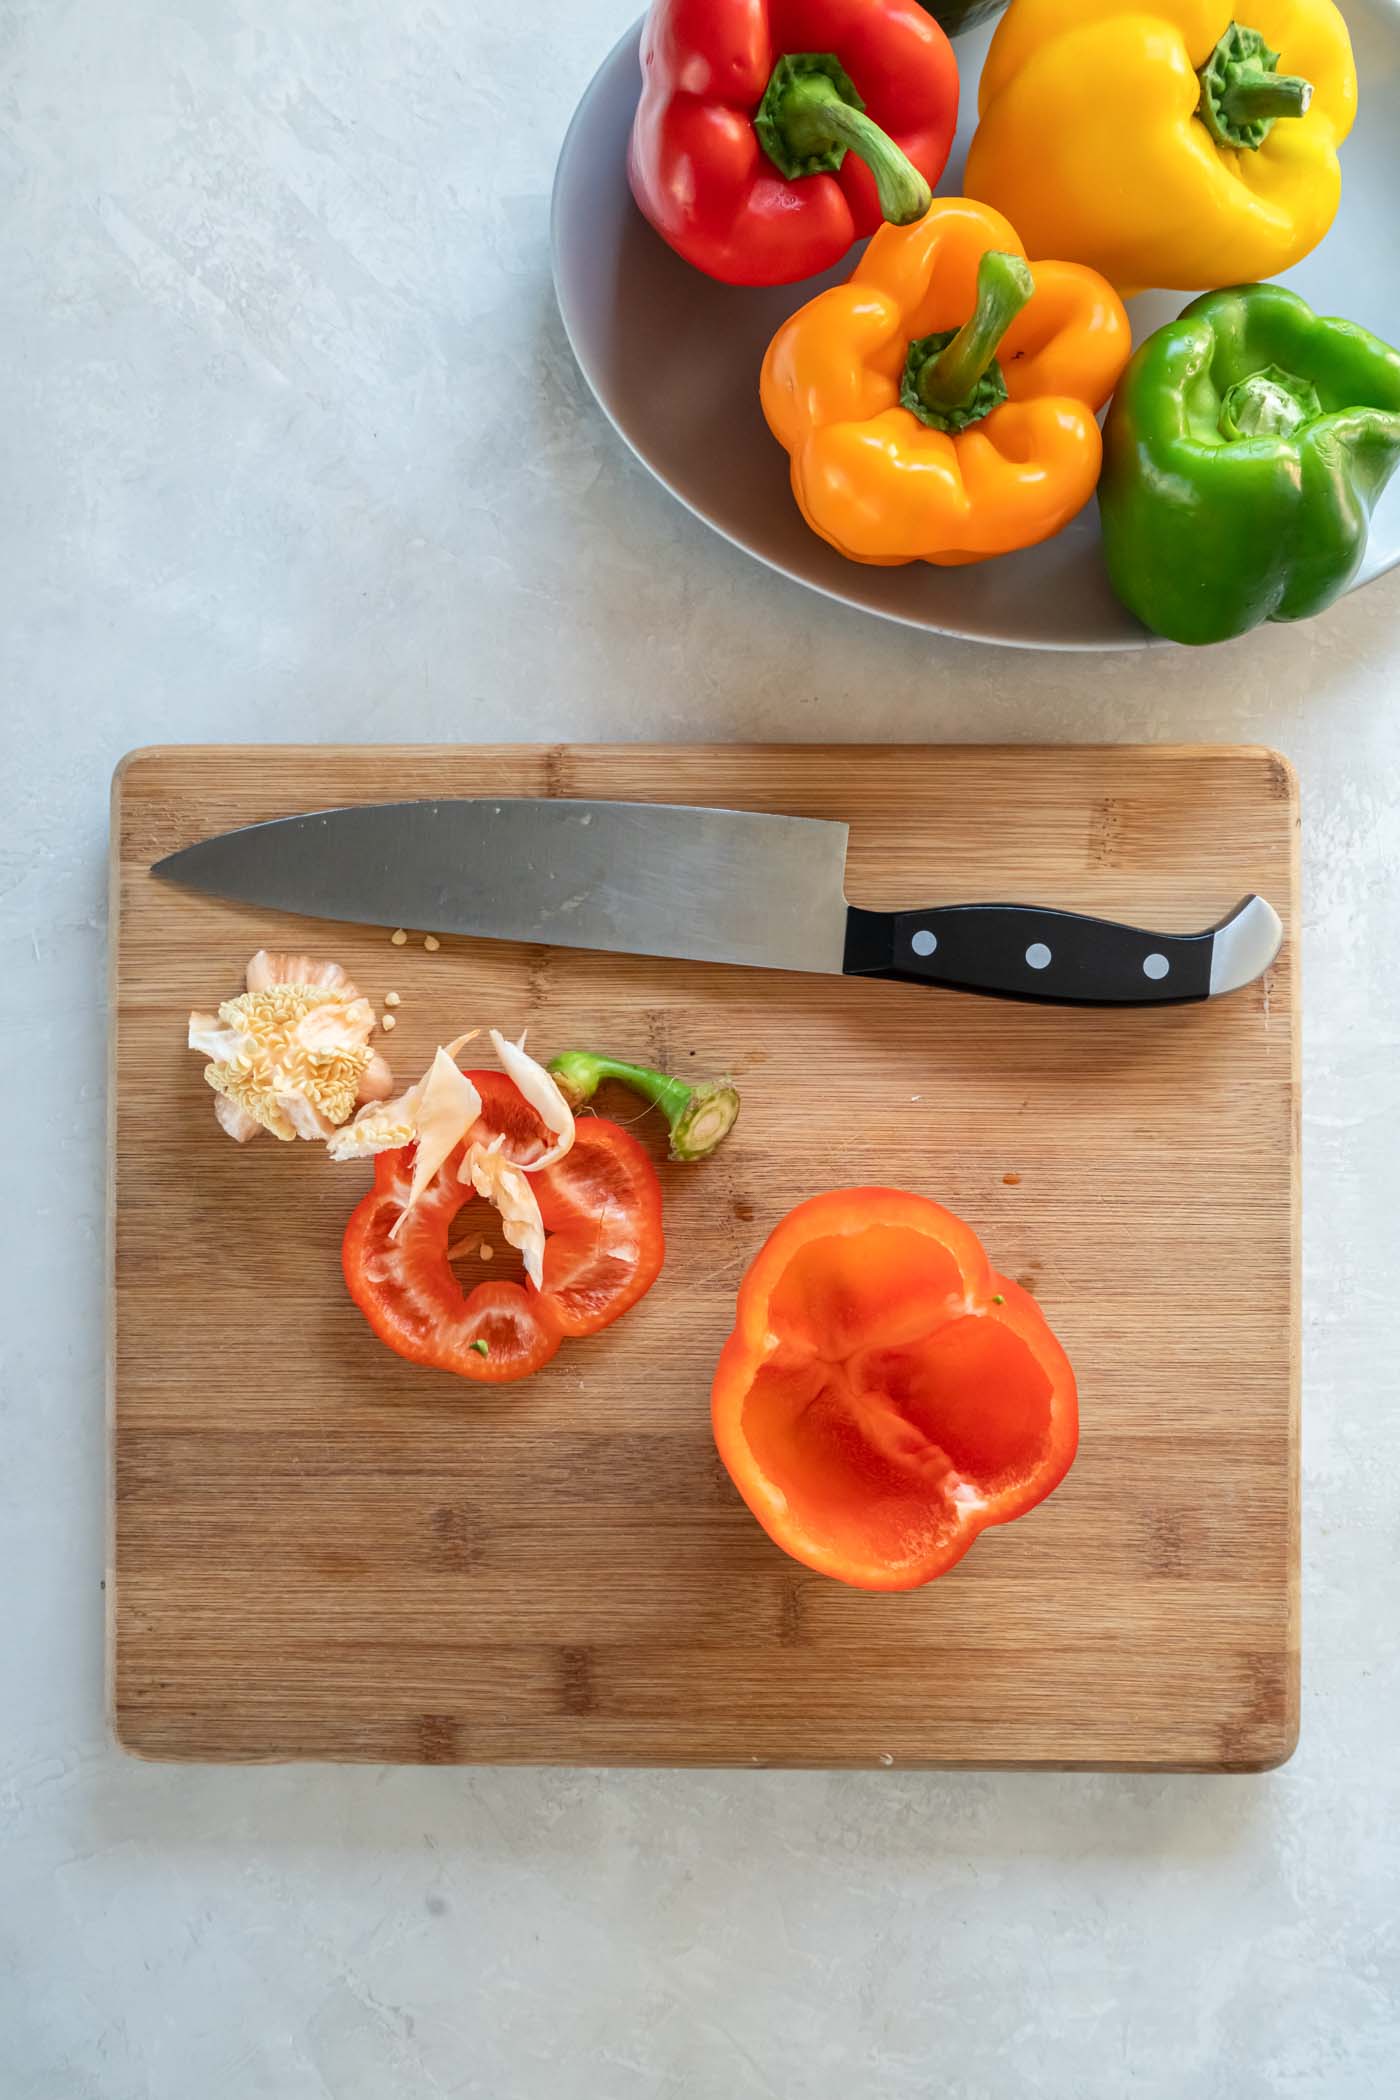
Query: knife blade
151,797,1283,1006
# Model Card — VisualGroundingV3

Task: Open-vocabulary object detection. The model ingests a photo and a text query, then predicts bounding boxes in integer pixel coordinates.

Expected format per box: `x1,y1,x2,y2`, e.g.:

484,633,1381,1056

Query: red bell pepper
712,1188,1078,1588
342,1072,665,1384
629,0,960,286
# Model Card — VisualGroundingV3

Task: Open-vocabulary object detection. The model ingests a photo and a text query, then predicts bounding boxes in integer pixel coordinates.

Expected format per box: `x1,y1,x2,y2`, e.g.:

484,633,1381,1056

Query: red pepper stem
918,250,1034,414
798,92,932,225
756,57,931,227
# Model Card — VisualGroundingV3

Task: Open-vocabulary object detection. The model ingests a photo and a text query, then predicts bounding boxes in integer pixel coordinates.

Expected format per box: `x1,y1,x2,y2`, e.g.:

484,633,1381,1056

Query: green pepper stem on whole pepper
1098,284,1400,647
548,1052,740,1163
1218,365,1322,441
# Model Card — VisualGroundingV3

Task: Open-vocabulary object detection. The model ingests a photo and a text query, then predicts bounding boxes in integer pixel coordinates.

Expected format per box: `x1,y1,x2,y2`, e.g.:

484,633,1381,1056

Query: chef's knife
152,798,1282,1006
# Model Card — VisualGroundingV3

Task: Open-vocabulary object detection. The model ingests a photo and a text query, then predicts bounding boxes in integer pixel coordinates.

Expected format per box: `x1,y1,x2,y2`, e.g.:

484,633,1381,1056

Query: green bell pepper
1099,284,1400,647
916,2,1008,35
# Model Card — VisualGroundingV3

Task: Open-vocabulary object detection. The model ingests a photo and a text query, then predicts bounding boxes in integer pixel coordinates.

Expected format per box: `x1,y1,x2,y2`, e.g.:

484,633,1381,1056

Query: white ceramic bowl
552,3,1400,650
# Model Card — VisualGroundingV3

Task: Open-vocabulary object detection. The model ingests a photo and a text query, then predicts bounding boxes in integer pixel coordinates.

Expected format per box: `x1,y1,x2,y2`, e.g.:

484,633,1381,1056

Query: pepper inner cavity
744,1226,1056,1561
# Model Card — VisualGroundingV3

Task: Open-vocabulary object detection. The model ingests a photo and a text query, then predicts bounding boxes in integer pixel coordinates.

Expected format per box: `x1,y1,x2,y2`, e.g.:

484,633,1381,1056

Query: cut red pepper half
712,1187,1078,1589
342,1072,665,1383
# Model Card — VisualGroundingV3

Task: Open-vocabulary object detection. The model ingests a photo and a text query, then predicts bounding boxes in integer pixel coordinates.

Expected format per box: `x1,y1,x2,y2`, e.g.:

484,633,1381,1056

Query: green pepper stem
756,56,931,226
1218,364,1322,441
548,1052,740,1163
916,249,1034,416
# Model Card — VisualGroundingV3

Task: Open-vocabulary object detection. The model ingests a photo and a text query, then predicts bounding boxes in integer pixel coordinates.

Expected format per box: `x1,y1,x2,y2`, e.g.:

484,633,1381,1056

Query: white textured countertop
5,4,1398,2094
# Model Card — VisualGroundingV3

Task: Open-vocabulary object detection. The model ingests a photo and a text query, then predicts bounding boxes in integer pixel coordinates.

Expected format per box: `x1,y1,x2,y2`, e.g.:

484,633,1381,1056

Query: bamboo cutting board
110,745,1299,1769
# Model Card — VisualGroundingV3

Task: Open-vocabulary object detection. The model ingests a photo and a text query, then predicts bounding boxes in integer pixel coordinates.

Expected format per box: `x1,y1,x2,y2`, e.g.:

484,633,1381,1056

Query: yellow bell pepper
965,0,1356,293
760,198,1131,567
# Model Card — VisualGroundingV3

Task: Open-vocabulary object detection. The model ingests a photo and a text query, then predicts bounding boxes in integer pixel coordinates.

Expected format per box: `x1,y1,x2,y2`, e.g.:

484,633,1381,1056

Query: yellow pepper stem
1198,23,1313,152
901,249,1034,433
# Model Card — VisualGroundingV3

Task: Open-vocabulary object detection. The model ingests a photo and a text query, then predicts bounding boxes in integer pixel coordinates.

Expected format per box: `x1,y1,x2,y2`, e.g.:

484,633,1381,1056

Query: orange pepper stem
903,249,1034,433
755,54,932,227
1197,23,1313,152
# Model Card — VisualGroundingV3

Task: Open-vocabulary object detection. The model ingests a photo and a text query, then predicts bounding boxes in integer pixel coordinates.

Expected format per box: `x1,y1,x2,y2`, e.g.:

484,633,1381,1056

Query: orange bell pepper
711,1188,1078,1590
760,197,1131,565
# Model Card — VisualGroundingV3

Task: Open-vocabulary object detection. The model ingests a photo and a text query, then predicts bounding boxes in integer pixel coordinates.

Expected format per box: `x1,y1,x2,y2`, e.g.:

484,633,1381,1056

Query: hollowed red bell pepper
342,1072,665,1384
712,1188,1078,1589
629,0,960,286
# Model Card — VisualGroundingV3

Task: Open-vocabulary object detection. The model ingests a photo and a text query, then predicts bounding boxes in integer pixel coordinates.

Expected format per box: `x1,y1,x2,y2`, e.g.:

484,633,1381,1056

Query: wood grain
109,744,1300,1768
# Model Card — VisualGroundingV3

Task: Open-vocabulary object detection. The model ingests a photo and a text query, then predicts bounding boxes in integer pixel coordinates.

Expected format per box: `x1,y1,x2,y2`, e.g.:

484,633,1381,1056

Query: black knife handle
842,896,1281,1007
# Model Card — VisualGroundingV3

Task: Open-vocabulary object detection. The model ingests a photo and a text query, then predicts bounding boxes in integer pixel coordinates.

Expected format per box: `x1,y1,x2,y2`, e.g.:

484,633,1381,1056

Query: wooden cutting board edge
106,741,1302,1772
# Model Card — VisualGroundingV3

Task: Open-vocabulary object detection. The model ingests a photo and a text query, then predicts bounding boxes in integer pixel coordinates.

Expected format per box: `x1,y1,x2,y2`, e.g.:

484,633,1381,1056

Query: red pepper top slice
629,0,959,286
712,1187,1078,1588
342,1072,665,1383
